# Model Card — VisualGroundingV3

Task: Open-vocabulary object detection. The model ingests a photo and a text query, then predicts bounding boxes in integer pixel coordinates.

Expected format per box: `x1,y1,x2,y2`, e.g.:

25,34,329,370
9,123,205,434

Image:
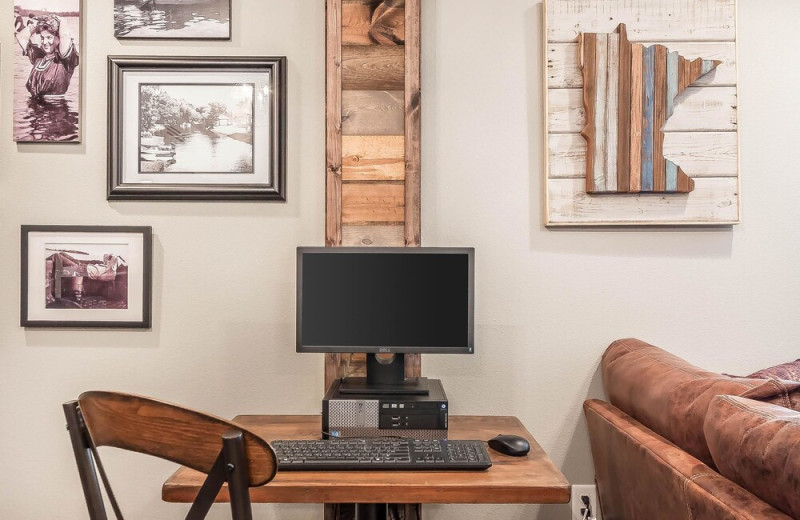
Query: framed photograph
21,226,153,328
108,56,287,201
13,0,81,142
113,0,231,40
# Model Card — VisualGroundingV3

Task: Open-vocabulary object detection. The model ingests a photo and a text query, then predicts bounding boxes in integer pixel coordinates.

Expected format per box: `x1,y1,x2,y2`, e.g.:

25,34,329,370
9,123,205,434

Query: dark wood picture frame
21,225,153,329
113,0,232,41
108,56,287,201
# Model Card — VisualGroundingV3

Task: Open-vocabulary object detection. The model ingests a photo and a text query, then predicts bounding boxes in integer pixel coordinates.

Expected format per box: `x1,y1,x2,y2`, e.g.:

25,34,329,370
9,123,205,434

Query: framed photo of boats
21,225,153,328
107,56,287,201
114,0,231,40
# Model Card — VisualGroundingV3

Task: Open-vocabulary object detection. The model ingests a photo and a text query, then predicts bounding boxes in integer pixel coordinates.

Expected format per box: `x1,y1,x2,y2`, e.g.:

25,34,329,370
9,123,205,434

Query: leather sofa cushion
748,359,800,381
705,396,800,519
602,338,800,466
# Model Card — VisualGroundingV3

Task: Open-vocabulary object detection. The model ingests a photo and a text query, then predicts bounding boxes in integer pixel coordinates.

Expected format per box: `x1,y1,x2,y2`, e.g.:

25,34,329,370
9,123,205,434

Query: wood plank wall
325,0,422,393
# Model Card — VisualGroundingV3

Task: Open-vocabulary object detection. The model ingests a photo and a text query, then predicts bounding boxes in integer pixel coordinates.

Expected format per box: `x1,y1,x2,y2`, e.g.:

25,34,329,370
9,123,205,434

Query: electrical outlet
571,484,601,520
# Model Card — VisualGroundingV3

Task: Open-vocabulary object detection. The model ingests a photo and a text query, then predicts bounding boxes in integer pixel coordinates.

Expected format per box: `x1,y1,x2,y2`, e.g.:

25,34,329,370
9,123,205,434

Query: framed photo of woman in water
21,226,153,328
13,0,81,142
108,56,287,201
113,0,231,40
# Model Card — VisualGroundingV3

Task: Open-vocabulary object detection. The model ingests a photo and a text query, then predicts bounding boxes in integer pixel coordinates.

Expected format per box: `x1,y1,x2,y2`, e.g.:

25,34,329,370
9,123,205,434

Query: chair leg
222,432,253,520
63,401,108,520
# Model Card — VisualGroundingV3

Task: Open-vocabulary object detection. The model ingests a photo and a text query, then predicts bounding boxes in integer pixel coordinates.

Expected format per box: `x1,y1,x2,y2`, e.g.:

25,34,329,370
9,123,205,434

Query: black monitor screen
297,248,474,353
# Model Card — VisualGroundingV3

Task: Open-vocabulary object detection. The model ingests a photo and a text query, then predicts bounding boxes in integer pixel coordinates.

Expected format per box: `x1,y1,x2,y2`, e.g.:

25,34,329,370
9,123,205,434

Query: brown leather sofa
584,338,800,520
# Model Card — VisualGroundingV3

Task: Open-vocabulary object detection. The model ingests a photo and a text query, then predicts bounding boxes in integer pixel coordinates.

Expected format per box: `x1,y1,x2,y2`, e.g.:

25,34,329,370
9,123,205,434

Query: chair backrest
78,391,277,486
65,391,278,520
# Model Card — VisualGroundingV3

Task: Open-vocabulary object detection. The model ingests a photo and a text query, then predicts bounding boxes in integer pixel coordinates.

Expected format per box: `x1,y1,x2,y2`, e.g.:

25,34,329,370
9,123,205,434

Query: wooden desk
163,415,569,513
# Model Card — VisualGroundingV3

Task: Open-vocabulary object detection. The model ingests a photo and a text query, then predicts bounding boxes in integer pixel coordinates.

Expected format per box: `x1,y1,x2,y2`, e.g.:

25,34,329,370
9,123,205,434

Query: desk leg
389,504,421,520
324,504,355,520
323,503,421,520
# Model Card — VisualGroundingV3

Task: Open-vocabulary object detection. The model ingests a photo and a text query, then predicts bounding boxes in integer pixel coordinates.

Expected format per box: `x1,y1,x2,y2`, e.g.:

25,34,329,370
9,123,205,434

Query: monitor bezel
296,246,475,355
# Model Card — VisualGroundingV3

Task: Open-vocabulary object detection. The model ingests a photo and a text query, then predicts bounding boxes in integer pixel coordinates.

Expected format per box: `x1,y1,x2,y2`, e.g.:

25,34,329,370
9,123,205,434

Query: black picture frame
108,56,287,201
113,0,232,41
21,225,153,329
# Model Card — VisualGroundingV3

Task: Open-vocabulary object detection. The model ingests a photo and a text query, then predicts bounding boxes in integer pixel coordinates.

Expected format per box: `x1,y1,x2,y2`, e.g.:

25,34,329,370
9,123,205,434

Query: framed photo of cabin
113,0,231,40
21,225,153,328
108,56,287,201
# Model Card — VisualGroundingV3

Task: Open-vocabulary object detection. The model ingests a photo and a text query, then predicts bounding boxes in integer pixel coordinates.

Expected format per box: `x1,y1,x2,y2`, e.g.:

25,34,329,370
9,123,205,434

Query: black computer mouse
487,434,530,456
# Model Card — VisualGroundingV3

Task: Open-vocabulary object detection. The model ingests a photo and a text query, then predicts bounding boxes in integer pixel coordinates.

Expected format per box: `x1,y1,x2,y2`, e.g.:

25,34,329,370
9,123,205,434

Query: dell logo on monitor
379,348,391,353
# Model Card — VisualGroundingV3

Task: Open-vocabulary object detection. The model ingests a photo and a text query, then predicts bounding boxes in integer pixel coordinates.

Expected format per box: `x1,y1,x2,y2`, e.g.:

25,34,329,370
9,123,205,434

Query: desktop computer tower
322,378,449,440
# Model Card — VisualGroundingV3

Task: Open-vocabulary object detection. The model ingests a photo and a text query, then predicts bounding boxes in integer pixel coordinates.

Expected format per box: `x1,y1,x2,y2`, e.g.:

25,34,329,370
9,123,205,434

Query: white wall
0,0,797,519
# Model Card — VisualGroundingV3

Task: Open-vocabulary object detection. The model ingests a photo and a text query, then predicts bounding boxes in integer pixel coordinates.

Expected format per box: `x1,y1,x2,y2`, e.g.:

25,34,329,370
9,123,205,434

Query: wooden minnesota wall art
544,0,740,226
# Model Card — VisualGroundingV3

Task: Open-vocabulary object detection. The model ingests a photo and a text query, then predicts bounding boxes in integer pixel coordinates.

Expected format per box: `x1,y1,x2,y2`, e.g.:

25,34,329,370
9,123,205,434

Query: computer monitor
297,247,474,394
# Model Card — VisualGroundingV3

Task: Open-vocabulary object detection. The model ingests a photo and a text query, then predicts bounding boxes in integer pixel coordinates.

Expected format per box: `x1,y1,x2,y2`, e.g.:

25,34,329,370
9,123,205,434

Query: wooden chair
63,391,278,520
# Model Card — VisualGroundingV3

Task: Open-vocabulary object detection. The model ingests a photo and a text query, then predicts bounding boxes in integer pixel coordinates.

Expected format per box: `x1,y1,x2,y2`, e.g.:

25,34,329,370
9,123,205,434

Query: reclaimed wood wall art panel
544,0,739,226
326,0,422,411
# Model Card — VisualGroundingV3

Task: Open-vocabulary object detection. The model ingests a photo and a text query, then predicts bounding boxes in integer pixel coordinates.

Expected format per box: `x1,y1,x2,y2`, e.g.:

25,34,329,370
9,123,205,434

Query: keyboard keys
272,439,491,471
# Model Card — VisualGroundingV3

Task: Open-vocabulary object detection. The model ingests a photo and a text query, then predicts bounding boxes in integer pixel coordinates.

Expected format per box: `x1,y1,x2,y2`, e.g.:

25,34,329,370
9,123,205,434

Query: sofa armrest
584,399,791,520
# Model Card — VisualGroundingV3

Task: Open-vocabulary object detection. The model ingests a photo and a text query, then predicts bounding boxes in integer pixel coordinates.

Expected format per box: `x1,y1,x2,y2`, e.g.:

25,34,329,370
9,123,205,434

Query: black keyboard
272,438,492,471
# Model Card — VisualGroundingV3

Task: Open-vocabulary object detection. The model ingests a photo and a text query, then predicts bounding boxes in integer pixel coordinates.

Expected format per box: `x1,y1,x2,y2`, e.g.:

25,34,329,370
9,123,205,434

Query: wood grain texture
342,136,405,181
370,0,405,45
548,132,738,179
629,43,643,192
579,33,597,194
80,391,277,487
547,177,738,225
546,0,736,43
342,45,405,90
616,25,632,192
404,0,421,250
342,183,405,224
640,44,655,192
547,41,736,88
652,45,667,192
342,0,375,45
163,415,571,505
342,90,405,135
342,225,405,246
326,0,344,246
605,32,620,192
592,33,608,192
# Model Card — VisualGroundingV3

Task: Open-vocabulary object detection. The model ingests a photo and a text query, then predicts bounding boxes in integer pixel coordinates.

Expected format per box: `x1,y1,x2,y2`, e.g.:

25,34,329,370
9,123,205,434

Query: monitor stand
338,353,430,395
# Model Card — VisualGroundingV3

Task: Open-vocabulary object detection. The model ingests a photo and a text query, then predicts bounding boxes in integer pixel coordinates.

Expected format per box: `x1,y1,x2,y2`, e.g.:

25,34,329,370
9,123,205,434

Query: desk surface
162,415,570,504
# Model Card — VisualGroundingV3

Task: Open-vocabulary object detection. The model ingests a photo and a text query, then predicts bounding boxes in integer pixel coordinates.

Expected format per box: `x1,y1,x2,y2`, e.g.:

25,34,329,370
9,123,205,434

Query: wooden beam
404,0,421,249
326,0,344,247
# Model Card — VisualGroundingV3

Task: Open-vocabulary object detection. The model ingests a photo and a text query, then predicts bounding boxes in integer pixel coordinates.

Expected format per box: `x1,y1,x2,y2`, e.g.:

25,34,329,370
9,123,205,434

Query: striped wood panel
545,0,739,225
548,132,739,179
547,42,737,89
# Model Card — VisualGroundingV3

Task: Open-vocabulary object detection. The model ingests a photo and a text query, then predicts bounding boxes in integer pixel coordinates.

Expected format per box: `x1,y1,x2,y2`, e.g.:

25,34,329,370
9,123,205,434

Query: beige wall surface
1,0,798,519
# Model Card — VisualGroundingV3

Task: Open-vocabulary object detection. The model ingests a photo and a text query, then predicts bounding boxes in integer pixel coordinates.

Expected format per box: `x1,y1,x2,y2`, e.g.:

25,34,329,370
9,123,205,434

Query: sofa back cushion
748,359,800,381
602,338,800,466
705,396,800,519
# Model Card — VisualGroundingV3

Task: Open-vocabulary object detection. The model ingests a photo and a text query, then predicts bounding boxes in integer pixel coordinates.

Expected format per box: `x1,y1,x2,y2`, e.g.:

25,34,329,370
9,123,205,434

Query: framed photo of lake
113,0,231,40
108,56,287,201
21,225,153,328
13,0,81,142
